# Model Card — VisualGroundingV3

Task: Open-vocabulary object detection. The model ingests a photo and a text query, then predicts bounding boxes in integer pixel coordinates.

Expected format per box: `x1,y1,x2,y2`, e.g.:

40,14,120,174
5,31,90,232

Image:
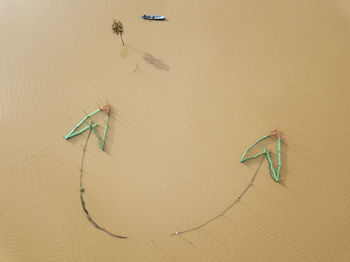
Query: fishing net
65,103,111,151
241,129,281,182
65,110,281,239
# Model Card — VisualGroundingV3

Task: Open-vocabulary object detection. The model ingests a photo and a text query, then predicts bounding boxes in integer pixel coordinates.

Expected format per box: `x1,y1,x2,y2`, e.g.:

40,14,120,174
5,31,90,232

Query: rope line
171,157,264,236
79,127,127,239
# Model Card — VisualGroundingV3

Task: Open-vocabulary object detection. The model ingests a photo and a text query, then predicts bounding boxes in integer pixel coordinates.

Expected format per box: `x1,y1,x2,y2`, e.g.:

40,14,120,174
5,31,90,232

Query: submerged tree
112,20,125,46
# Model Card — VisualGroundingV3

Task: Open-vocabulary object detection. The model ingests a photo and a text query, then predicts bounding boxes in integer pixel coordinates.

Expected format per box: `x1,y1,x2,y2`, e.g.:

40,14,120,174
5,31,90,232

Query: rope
79,127,127,239
171,157,264,236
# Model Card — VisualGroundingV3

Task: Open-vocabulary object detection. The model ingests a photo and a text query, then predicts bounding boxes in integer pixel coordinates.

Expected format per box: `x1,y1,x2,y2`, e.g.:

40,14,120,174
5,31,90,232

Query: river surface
1,0,350,261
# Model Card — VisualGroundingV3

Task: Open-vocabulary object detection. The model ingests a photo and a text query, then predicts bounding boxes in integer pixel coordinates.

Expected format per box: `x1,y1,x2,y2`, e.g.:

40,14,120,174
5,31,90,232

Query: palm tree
112,20,125,46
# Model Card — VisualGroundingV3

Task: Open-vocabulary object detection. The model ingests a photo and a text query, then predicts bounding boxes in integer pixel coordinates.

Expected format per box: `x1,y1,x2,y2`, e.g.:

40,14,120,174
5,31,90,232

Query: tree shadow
122,45,170,73
143,52,170,71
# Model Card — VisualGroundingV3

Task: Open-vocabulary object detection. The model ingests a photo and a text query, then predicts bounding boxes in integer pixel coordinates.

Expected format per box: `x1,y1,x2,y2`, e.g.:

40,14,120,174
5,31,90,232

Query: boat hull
142,15,166,21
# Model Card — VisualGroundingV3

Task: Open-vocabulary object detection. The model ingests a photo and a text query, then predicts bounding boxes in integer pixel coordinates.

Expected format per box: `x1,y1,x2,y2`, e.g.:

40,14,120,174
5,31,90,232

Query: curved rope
171,157,264,236
79,127,127,239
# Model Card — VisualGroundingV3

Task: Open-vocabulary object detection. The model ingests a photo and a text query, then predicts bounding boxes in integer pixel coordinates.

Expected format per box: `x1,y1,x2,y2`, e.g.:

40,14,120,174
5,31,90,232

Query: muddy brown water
1,0,350,261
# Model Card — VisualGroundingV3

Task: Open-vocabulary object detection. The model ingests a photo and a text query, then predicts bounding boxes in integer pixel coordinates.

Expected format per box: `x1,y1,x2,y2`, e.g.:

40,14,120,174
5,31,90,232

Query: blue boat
142,14,166,21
